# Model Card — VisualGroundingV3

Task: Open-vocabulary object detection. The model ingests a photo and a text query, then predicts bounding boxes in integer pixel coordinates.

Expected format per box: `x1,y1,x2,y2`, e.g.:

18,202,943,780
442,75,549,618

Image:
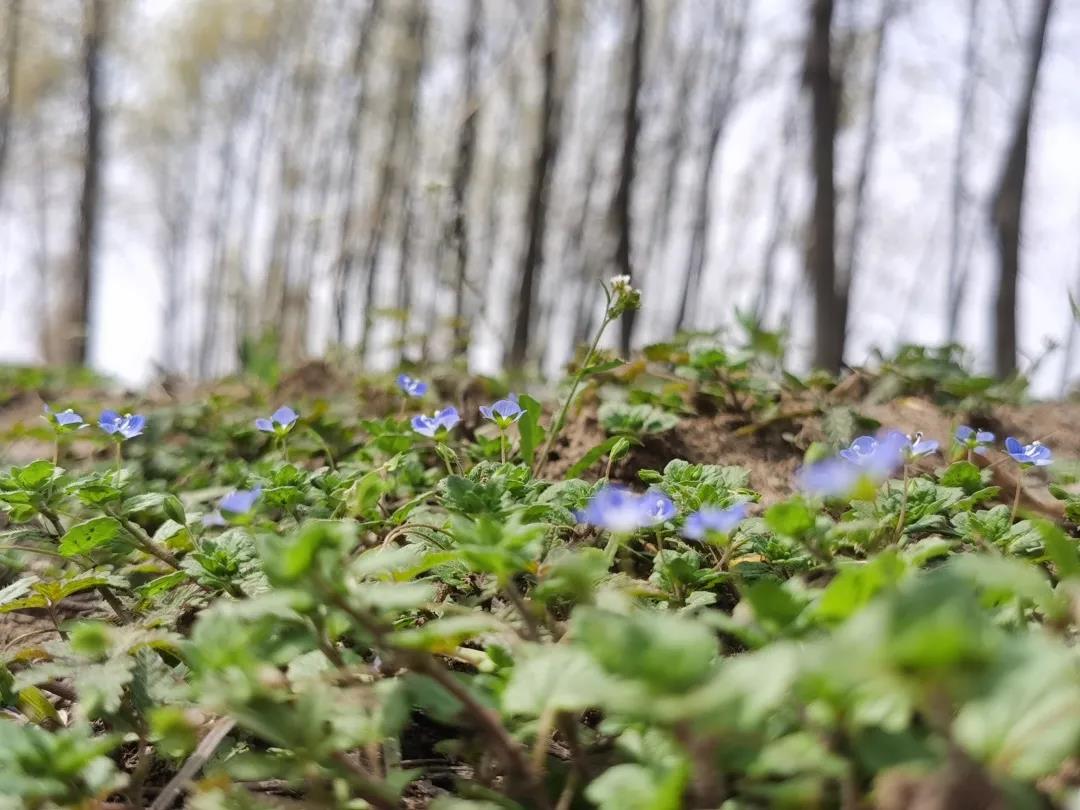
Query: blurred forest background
0,0,1077,393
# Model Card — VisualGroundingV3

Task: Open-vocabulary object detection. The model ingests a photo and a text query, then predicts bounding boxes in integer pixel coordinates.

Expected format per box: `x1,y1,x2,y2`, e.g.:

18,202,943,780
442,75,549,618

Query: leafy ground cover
1,291,1079,809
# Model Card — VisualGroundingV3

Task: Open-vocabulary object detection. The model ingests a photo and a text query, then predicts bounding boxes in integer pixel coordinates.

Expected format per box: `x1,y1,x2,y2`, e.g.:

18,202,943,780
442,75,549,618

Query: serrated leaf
517,394,544,467
58,517,124,556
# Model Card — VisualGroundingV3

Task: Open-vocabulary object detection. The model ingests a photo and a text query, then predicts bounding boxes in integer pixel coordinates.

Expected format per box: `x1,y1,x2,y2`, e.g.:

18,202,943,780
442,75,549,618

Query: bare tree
838,0,894,335
508,0,560,369
804,0,843,373
946,0,981,343
449,0,481,357
331,0,383,345
358,0,427,363
67,0,106,366
990,0,1053,378
613,0,645,355
0,0,22,209
672,1,748,334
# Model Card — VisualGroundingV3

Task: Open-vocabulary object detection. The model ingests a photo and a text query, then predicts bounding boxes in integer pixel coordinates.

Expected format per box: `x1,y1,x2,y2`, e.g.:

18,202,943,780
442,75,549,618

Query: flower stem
1011,468,1024,524
533,308,615,478
500,430,507,464
114,442,122,471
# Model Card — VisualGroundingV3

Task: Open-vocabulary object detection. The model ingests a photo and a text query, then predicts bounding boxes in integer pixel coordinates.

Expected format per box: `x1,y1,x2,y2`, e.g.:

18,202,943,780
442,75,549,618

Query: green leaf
585,761,688,810
816,553,907,622
939,461,985,493
517,394,544,466
390,614,502,653
58,517,124,557
566,436,624,479
741,579,805,633
503,645,610,716
765,500,815,537
1034,519,1080,580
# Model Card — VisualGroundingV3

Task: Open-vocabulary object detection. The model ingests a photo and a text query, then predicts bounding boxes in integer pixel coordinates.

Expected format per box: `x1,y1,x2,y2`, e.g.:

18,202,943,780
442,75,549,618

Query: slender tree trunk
614,0,645,356
838,0,893,334
804,0,843,373
358,0,426,364
449,0,481,357
673,2,748,334
68,0,106,366
990,0,1053,379
507,0,560,369
754,94,798,323
331,0,382,344
946,0,981,343
0,0,22,210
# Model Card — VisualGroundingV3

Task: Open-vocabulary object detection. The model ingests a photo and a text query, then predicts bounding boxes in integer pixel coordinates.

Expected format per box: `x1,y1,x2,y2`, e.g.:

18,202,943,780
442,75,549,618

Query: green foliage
0,357,1076,810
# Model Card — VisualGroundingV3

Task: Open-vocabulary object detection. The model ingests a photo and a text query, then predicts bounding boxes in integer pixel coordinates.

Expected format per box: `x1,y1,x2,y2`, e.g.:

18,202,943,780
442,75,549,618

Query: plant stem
114,442,122,470
893,464,910,543
533,305,615,478
499,429,507,464
503,578,541,641
115,514,182,569
1011,468,1024,524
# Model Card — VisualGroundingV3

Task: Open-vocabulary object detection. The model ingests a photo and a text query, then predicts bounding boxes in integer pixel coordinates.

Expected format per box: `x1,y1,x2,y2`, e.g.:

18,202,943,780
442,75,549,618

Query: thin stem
1011,468,1024,524
503,578,541,641
114,513,182,569
114,441,122,471
533,305,615,478
499,429,507,464
893,464,910,543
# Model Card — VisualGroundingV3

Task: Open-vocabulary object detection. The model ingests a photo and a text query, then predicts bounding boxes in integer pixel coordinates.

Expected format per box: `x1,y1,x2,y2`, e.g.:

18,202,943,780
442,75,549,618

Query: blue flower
1004,437,1052,467
43,404,87,431
411,406,460,438
955,425,995,455
479,396,524,429
839,431,908,478
255,406,299,435
682,502,749,540
642,489,676,525
577,486,669,533
203,486,261,526
905,431,940,458
397,374,428,398
99,410,146,440
796,456,862,498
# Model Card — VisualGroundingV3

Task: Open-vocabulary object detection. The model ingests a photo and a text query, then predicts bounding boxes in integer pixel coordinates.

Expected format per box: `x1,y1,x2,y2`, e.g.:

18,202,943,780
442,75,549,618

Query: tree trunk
804,0,843,373
358,0,426,364
673,1,748,334
507,0,560,370
946,0,981,343
68,0,106,367
0,0,22,210
331,0,382,345
839,0,893,326
613,0,645,356
990,0,1052,379
449,0,481,357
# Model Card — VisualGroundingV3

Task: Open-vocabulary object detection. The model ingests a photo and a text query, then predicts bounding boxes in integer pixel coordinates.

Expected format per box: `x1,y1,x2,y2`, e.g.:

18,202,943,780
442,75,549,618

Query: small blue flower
479,396,524,429
1004,437,1052,467
683,502,749,540
203,486,261,526
577,486,653,533
411,406,460,438
642,489,676,525
43,404,88,431
397,374,428,398
99,410,146,440
839,431,908,478
955,425,995,456
796,456,862,497
255,406,299,435
905,432,939,458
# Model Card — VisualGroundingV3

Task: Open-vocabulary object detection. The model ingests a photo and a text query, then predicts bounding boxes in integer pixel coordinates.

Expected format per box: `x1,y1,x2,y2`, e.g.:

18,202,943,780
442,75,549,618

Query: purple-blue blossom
577,486,673,533
204,486,262,526
682,502,749,540
255,406,299,435
796,456,862,498
397,374,428,398
642,489,676,524
1004,437,1052,467
43,404,87,431
479,396,524,428
955,425,995,455
905,432,940,458
99,410,146,440
839,431,908,478
411,406,460,438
